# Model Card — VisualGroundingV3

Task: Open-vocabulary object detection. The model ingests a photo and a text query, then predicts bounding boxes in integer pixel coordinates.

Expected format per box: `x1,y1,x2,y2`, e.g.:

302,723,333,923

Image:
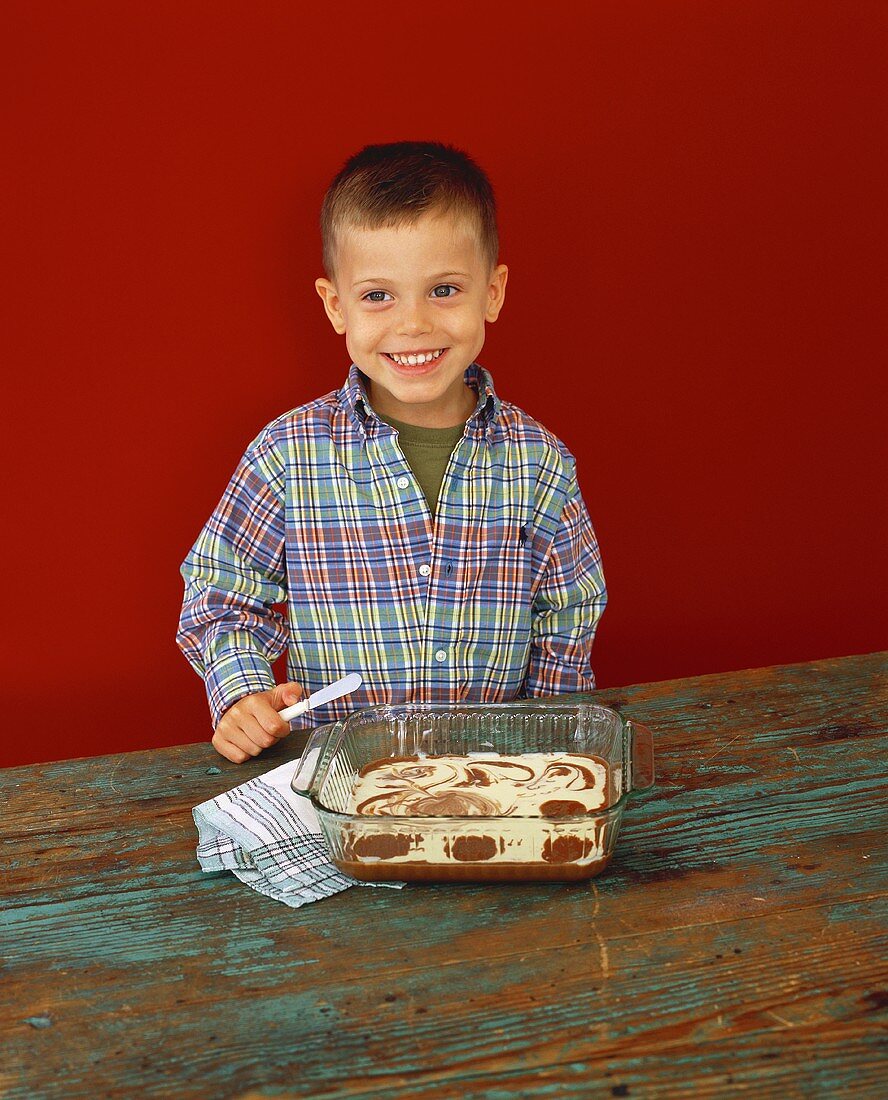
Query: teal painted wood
2,653,886,1098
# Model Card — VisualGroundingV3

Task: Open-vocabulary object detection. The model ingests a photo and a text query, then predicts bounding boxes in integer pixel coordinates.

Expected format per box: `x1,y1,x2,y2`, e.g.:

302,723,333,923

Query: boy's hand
212,682,305,763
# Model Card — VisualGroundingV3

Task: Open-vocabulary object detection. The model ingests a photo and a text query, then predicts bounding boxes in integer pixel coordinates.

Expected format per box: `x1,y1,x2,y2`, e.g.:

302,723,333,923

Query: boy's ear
485,264,508,323
315,278,347,334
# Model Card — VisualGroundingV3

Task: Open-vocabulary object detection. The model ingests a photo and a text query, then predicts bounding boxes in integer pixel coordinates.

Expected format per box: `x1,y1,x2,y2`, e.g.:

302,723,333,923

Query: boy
177,141,607,763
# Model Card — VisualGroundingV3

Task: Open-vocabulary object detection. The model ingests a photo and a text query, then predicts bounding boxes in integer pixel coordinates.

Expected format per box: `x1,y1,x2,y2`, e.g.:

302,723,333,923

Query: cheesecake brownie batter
339,753,613,878
347,753,609,817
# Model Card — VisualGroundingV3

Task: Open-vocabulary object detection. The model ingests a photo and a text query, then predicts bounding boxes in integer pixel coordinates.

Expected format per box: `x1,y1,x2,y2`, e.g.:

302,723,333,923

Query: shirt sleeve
524,466,607,696
176,435,289,726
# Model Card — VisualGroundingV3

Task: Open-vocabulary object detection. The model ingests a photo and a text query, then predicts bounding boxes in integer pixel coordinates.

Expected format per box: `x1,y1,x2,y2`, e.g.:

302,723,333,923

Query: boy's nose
395,300,433,336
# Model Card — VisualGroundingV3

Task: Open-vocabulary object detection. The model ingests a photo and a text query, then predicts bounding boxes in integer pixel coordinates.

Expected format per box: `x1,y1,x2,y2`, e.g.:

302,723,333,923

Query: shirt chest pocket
452,514,535,606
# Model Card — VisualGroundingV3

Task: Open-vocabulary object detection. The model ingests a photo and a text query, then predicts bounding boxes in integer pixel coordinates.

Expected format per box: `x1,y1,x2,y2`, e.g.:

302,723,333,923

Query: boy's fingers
216,711,271,756
233,717,276,753
229,726,265,757
245,699,290,740
272,681,305,709
211,729,250,764
222,699,278,743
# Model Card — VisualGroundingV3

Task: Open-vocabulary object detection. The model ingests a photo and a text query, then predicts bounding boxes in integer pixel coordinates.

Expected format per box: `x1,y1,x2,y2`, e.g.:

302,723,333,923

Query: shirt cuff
204,648,277,727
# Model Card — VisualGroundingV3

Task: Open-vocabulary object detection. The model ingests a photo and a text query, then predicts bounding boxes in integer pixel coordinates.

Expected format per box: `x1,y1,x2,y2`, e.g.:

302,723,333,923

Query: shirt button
396,476,410,489
419,564,431,577
434,649,447,663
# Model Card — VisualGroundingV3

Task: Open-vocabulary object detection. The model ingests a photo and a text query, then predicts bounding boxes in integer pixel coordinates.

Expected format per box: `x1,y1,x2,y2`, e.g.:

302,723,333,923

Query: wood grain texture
2,652,886,1098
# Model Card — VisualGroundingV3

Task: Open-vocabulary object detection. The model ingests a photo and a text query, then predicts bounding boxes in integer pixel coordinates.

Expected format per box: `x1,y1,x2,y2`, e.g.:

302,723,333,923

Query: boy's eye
363,290,393,303
432,284,459,298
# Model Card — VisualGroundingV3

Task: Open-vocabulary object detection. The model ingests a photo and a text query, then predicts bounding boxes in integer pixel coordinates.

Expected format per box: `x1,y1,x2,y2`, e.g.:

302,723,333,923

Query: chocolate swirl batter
348,753,608,817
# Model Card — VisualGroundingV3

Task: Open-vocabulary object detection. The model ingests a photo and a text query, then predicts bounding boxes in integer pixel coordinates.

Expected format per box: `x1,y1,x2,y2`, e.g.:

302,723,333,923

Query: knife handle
279,698,311,723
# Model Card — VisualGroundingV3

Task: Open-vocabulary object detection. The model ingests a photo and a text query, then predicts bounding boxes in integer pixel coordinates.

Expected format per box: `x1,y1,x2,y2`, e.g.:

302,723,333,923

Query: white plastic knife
278,672,363,723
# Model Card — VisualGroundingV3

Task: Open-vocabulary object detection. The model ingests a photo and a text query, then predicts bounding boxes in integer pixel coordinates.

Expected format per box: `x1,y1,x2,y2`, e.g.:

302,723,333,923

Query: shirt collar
340,362,501,440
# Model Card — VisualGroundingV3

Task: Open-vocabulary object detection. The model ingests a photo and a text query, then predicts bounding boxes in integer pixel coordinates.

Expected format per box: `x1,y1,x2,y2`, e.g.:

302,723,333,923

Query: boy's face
315,210,508,427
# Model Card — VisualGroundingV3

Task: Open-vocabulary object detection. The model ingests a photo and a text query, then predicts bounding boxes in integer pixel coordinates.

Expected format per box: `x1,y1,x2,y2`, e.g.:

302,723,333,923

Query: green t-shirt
379,414,467,515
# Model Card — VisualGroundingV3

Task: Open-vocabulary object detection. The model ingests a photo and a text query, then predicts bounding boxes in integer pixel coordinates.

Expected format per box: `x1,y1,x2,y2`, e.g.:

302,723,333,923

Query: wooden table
3,653,886,1098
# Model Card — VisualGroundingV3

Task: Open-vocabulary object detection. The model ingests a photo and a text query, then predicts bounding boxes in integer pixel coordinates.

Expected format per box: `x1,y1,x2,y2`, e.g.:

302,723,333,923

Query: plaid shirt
177,363,607,729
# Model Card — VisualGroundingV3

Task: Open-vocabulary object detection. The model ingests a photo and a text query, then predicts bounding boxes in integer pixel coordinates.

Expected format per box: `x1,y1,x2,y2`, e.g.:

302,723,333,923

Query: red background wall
4,1,885,768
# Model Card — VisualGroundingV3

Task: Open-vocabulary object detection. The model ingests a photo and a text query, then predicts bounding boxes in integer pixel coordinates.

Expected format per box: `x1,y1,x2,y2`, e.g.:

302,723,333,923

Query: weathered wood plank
2,652,886,1098
5,896,885,1097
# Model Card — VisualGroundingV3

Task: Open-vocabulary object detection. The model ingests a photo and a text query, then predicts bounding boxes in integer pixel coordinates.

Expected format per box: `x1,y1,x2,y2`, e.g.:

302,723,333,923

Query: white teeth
386,349,444,366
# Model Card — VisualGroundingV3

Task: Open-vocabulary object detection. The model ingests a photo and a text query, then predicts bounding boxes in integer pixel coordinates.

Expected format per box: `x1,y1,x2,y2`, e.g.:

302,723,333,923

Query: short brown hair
320,140,498,281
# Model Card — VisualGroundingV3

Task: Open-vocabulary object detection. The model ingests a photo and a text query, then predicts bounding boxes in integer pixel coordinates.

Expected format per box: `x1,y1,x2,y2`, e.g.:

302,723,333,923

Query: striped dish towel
193,758,404,907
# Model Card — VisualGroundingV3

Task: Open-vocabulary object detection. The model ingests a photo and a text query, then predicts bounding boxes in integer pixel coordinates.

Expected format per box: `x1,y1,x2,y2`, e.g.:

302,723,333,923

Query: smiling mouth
382,348,447,367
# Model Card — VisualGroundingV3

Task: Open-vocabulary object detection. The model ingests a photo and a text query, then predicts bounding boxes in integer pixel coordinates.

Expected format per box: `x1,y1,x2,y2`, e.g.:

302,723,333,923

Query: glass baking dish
291,701,654,883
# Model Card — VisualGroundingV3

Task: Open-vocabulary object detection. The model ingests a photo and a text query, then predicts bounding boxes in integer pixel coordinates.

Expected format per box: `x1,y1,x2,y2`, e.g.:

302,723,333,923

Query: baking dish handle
628,720,655,790
290,721,339,796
